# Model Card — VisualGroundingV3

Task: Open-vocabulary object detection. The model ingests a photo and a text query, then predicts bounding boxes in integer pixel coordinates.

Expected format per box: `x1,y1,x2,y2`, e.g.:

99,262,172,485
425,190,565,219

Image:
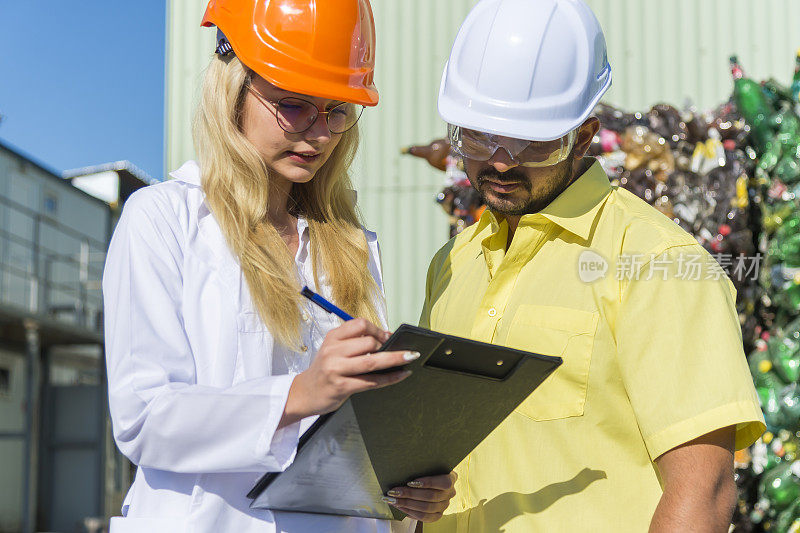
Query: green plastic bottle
779,384,800,432
764,78,795,105
771,334,800,383
769,265,800,315
750,350,791,428
791,48,800,104
773,233,800,266
772,105,800,183
760,461,800,512
785,282,800,313
761,78,792,107
775,498,800,533
731,56,776,152
778,108,800,140
750,343,775,383
758,139,784,173
775,213,800,238
775,154,800,185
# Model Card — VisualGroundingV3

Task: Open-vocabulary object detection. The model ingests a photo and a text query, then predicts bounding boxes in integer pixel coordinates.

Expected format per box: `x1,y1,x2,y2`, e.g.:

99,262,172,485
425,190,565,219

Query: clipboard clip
421,339,525,381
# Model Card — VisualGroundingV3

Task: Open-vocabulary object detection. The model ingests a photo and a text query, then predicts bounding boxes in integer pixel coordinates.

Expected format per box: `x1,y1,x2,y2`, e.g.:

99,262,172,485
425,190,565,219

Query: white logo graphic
578,250,608,283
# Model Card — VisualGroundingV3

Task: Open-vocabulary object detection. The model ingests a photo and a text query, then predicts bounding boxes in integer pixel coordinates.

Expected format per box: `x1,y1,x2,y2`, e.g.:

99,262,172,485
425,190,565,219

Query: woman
103,1,455,531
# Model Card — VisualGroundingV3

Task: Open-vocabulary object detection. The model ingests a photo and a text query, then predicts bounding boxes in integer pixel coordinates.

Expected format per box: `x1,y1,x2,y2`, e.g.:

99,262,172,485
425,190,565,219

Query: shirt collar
168,160,202,186
472,159,612,242
537,159,612,240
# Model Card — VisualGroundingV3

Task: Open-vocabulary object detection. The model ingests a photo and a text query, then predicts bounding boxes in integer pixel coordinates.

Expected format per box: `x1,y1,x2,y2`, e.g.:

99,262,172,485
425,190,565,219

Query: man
420,0,765,531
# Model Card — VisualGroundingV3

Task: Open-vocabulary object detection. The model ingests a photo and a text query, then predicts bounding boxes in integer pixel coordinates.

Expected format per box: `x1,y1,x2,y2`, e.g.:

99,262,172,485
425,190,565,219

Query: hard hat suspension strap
215,29,233,56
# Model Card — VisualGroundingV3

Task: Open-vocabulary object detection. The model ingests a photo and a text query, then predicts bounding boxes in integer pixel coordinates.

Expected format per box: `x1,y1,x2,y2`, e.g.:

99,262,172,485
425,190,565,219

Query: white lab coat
103,161,416,533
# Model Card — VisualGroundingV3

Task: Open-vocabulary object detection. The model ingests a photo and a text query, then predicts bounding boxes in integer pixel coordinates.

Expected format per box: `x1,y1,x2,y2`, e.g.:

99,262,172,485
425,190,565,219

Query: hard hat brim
244,58,379,107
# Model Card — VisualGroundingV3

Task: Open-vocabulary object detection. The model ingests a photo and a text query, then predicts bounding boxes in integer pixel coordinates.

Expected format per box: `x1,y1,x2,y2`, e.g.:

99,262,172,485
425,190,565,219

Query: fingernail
403,351,421,362
387,489,401,497
381,496,397,504
407,481,424,488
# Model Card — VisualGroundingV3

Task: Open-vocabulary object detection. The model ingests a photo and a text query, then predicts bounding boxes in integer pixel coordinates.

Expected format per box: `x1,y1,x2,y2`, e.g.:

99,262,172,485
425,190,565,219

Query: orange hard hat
201,0,379,106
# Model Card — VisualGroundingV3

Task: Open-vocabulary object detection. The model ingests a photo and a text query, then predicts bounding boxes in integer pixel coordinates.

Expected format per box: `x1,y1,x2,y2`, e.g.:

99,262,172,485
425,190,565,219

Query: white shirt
104,161,415,533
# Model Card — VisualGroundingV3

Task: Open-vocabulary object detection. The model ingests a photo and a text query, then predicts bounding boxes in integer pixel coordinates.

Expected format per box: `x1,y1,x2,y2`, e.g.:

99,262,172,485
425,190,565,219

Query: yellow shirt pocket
505,304,599,421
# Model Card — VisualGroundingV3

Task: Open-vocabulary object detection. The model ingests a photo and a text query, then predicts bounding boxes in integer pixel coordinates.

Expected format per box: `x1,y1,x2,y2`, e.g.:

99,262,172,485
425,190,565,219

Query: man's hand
650,426,737,532
382,472,457,523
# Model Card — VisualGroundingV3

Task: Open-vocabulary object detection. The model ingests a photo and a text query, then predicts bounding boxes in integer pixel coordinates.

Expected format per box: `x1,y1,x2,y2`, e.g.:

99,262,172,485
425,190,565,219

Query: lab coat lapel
169,161,254,313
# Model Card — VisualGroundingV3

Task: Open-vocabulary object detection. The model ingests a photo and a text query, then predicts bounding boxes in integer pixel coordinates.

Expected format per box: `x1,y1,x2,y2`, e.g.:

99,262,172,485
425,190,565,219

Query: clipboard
247,324,562,520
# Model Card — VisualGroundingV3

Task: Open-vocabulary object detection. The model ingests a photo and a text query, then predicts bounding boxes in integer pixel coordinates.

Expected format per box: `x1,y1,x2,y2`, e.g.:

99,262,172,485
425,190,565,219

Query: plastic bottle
759,461,800,513
769,321,800,383
775,497,800,533
401,139,450,171
791,48,800,104
731,56,776,153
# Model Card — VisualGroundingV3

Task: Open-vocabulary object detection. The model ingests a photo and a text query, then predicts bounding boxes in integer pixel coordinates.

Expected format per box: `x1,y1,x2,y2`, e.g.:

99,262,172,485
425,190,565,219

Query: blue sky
0,1,166,180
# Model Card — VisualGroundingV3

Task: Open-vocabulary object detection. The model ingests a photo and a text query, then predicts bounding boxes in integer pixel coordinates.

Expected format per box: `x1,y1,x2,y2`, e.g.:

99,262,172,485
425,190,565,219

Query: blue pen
300,286,354,321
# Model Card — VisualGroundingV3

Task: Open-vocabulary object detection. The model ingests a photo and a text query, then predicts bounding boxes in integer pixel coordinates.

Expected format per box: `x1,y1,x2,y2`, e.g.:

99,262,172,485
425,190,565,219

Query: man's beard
474,161,574,216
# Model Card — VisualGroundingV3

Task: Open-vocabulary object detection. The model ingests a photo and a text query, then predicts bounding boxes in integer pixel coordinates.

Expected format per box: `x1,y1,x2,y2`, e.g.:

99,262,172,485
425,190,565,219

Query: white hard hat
438,0,612,142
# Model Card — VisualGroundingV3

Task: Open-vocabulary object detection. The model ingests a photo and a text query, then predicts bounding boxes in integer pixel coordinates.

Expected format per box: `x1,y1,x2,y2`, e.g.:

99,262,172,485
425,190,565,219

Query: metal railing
0,193,108,333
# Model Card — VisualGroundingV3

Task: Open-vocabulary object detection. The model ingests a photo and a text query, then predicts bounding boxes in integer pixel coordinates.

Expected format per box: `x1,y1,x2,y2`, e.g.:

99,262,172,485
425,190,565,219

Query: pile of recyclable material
403,47,800,533
738,323,800,532
736,52,800,331
728,51,800,533
589,101,754,256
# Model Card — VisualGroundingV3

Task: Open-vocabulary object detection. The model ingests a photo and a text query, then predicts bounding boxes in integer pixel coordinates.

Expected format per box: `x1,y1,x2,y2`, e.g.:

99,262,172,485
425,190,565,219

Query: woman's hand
280,318,416,426
383,472,458,523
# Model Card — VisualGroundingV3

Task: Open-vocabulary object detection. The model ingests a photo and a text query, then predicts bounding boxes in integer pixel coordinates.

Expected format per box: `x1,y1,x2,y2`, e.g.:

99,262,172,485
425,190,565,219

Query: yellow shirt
420,160,764,533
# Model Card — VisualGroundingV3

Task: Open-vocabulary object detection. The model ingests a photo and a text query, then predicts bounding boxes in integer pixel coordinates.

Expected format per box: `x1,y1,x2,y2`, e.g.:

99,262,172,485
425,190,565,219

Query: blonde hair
192,54,381,349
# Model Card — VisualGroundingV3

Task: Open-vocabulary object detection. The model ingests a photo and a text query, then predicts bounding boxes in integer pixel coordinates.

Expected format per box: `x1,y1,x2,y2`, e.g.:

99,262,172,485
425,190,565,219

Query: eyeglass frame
246,85,365,135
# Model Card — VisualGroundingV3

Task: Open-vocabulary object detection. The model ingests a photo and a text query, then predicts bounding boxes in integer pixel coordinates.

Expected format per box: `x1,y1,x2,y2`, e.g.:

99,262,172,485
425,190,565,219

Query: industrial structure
0,140,152,532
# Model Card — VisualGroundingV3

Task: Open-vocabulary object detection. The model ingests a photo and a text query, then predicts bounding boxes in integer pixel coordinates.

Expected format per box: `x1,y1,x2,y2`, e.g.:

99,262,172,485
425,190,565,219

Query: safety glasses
448,124,577,168
248,87,365,134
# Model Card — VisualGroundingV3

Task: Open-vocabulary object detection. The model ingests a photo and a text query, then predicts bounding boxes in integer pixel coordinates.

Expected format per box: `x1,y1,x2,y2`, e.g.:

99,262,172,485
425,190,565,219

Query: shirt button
488,307,497,317
300,345,308,352
301,311,310,323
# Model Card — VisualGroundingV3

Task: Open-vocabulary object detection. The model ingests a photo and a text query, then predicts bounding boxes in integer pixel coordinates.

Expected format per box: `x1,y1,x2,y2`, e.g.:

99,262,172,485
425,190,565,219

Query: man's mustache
476,168,529,187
